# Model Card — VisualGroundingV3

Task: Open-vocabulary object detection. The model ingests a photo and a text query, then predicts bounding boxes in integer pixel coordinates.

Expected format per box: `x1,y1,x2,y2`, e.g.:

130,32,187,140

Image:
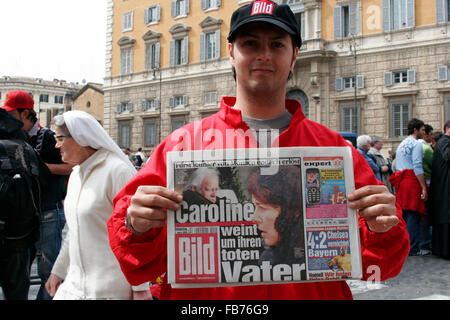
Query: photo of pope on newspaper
172,164,306,286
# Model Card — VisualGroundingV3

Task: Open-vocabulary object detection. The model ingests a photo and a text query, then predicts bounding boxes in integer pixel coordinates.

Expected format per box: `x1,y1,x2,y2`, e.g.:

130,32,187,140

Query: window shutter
171,1,176,17
384,72,393,86
335,77,344,91
185,0,190,15
407,69,416,84
155,98,160,109
144,7,149,24
217,0,221,7
407,0,415,28
356,75,365,89
436,0,448,23
334,6,343,39
142,100,147,111
201,0,207,10
156,4,161,22
438,66,449,81
169,96,175,108
170,40,175,67
200,34,206,61
183,95,189,106
155,42,160,68
214,30,221,59
117,103,122,113
382,0,392,32
182,36,189,65
392,104,401,137
349,3,357,36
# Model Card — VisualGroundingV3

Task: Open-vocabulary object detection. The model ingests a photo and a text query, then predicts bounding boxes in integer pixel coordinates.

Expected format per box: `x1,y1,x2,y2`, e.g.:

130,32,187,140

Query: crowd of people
354,119,450,259
0,1,447,301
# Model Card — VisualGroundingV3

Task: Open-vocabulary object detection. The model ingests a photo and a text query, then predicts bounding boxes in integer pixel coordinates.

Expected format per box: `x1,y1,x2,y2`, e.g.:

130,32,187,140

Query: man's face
422,130,433,144
373,140,383,150
417,126,425,139
229,22,298,95
199,173,219,203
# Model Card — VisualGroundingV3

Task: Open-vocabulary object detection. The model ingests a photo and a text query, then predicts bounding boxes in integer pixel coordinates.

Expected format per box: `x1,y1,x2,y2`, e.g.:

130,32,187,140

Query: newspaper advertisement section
167,147,362,288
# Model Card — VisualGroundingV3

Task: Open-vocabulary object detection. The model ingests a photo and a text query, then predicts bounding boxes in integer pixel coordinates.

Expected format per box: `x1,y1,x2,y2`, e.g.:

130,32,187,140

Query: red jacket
388,169,426,218
107,97,410,300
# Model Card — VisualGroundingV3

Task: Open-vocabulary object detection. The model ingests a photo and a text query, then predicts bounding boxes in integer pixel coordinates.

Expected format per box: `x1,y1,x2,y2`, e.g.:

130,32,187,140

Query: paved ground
2,254,449,300
349,254,450,300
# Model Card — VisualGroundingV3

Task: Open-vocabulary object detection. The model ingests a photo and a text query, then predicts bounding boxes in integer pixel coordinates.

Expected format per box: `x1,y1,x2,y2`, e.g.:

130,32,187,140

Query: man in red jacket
107,0,409,300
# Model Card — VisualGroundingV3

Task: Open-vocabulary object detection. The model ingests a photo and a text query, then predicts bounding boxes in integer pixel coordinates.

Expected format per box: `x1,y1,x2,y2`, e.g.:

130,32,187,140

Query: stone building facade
104,0,450,156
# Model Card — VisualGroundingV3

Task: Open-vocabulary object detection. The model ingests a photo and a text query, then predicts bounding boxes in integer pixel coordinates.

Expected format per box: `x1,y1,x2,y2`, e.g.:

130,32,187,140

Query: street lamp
348,35,357,134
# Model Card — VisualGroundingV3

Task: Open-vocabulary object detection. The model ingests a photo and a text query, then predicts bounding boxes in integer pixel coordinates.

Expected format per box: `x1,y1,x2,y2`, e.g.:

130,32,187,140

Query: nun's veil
62,110,136,172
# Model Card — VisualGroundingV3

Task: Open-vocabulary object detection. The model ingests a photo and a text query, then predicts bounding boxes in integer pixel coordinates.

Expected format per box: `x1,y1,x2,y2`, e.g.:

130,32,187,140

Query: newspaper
167,147,362,288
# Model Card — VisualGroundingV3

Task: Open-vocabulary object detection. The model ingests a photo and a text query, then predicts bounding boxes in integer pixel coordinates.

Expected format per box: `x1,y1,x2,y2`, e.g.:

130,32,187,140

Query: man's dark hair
444,120,450,131
17,108,38,124
424,124,433,134
407,118,424,135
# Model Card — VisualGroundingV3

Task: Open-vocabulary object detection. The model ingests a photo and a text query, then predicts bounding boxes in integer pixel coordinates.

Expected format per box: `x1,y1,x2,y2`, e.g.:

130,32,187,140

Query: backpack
0,138,41,246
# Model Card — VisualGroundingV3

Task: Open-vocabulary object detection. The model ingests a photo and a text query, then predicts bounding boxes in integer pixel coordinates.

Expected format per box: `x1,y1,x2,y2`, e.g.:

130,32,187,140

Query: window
169,95,188,108
117,101,133,113
204,91,217,105
54,95,64,104
334,3,357,39
391,102,410,137
39,94,49,103
118,120,131,148
144,119,158,147
382,0,415,31
145,42,160,70
121,48,132,75
438,65,450,81
86,101,91,108
170,37,188,66
335,75,365,91
122,11,133,32
142,98,159,111
171,0,189,18
172,116,186,132
341,106,359,134
201,0,221,10
384,70,415,86
169,23,190,66
200,31,220,61
145,4,161,24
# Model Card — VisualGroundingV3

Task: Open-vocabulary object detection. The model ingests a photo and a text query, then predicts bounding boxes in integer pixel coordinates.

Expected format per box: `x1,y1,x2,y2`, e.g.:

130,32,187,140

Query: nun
45,111,150,300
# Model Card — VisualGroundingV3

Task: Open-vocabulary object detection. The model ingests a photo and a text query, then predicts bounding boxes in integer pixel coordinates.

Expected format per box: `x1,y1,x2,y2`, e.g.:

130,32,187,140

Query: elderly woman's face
252,196,281,247
54,127,85,165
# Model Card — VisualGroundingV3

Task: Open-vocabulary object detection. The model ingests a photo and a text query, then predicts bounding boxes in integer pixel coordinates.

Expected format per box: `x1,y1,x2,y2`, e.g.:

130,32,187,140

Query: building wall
104,0,450,157
0,76,81,128
72,85,105,124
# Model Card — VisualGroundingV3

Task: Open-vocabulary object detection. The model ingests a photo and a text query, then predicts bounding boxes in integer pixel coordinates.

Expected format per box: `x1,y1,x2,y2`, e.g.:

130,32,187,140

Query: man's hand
128,186,183,233
347,185,398,233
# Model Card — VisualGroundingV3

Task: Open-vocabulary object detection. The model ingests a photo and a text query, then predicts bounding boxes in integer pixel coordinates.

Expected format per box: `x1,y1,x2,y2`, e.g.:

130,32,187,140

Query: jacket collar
217,96,306,128
76,148,108,180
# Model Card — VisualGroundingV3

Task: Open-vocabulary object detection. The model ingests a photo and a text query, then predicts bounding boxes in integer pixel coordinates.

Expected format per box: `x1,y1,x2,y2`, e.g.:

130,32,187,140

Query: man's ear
228,43,235,67
290,47,299,70
191,186,196,192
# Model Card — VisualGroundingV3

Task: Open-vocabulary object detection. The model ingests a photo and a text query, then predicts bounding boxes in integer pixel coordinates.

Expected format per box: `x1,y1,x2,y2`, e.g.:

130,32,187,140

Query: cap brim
228,16,296,41
0,105,15,112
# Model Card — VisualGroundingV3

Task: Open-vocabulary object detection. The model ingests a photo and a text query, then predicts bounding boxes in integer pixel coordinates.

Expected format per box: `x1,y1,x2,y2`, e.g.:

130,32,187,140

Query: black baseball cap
227,0,302,48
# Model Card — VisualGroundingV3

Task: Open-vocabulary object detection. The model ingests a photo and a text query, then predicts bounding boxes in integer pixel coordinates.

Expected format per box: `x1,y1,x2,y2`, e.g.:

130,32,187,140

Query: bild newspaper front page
167,147,362,288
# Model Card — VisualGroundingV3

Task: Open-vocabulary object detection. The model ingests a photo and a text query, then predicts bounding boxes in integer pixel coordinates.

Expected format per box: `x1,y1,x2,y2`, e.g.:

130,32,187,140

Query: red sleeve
107,141,169,286
351,147,410,282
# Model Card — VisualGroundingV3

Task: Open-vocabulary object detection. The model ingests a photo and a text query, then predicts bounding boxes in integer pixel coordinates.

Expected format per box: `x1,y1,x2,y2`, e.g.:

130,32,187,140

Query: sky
0,0,107,84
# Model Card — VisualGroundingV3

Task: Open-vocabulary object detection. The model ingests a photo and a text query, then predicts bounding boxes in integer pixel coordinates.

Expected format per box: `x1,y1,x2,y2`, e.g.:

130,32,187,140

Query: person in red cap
1,89,73,300
107,0,409,300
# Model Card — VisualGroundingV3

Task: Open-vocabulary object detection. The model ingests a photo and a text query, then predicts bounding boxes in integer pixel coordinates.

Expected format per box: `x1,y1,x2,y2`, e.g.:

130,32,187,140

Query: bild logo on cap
251,0,274,16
